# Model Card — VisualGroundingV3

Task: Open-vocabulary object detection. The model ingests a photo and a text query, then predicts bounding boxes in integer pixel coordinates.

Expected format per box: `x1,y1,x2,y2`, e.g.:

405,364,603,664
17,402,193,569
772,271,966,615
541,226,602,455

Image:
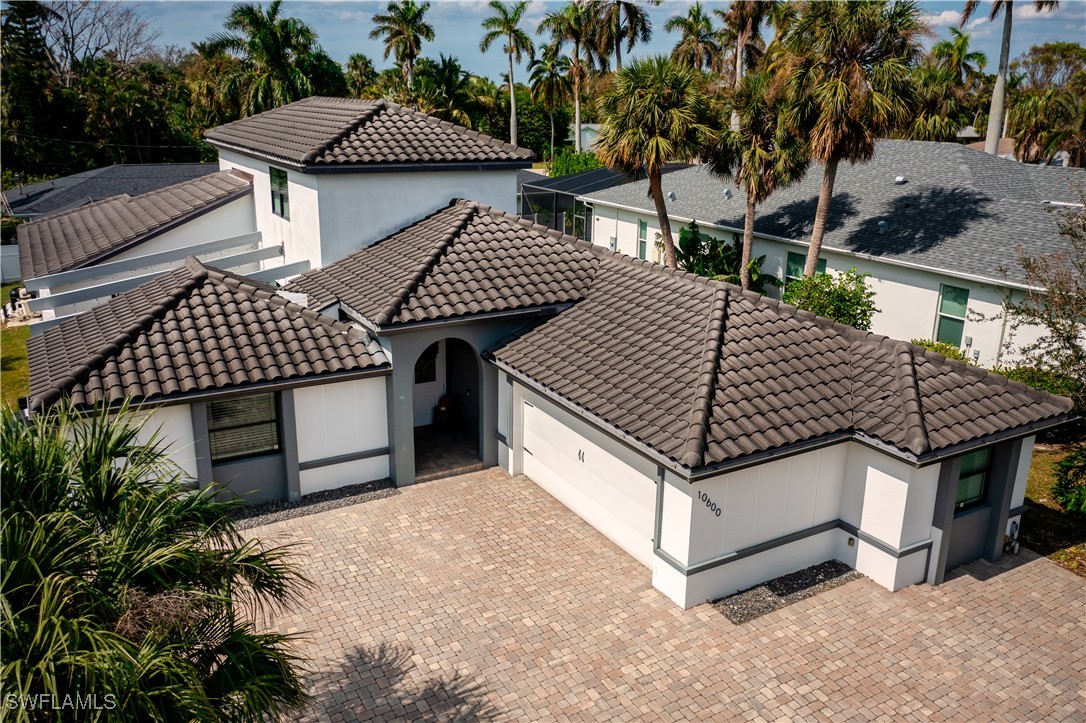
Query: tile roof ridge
681,286,729,468
891,341,931,455
373,203,476,326
302,100,387,164
33,264,208,410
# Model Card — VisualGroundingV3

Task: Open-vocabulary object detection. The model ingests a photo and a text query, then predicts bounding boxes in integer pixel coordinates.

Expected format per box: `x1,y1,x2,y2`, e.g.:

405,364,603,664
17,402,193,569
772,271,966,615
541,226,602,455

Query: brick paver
249,468,1086,722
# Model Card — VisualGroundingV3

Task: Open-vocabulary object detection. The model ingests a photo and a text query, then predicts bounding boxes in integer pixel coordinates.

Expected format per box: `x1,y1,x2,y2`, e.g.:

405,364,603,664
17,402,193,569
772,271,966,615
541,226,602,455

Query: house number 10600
698,491,722,517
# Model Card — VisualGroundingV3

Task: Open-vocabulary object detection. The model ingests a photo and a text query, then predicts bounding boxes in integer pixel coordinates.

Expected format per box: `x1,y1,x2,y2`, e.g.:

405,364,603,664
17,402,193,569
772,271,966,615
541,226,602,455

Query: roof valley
680,286,729,468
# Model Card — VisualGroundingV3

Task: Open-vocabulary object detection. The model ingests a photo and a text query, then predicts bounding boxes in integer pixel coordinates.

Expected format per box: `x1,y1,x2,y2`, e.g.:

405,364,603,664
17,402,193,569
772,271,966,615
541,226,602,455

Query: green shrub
782,268,879,330
551,148,601,177
1,218,23,245
1054,446,1086,514
911,339,971,362
674,221,780,294
991,365,1083,443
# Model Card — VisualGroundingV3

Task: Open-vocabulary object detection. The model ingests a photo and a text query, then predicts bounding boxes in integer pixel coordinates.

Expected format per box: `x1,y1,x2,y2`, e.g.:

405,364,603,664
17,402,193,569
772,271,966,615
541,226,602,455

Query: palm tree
904,64,970,142
596,56,713,268
529,42,573,161
594,0,660,72
480,0,535,146
960,0,1059,156
539,3,601,153
345,52,377,97
203,0,321,116
415,54,475,127
369,0,434,90
1011,87,1084,165
1,401,309,721
664,2,721,73
720,0,772,130
709,71,809,290
931,27,987,85
783,0,924,277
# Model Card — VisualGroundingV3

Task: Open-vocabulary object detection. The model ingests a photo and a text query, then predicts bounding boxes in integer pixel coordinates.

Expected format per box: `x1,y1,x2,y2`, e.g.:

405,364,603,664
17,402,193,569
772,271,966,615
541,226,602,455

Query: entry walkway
247,468,1085,722
413,424,483,482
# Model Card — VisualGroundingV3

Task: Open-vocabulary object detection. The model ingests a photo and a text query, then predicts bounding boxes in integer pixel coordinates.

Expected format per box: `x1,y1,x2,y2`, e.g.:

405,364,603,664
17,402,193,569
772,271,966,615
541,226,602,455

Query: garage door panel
522,402,655,567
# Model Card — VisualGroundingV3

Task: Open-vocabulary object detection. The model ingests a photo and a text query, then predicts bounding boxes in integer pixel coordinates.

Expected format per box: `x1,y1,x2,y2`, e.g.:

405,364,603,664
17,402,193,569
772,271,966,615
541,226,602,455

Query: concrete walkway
248,468,1086,722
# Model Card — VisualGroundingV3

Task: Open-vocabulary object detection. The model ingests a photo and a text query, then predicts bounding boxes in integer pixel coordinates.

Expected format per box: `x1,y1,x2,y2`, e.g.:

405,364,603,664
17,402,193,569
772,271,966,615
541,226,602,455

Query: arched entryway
412,337,484,481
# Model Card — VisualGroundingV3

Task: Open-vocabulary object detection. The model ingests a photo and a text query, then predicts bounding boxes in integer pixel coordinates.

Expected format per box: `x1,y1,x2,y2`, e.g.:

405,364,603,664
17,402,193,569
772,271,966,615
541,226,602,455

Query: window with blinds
207,393,280,464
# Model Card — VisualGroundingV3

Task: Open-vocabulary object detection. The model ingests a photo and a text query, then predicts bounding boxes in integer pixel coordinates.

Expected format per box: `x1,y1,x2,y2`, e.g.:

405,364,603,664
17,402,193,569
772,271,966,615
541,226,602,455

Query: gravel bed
230,478,397,530
711,560,863,624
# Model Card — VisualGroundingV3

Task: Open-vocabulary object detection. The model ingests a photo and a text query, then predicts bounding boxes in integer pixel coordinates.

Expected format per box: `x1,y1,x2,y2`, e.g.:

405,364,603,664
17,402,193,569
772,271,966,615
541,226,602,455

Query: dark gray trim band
1008,504,1028,518
298,446,390,471
657,519,934,577
496,431,508,445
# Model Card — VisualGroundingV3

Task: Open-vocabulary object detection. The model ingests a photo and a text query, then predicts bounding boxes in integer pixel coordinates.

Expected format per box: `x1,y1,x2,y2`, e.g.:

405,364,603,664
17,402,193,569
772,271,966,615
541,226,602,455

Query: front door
413,340,445,426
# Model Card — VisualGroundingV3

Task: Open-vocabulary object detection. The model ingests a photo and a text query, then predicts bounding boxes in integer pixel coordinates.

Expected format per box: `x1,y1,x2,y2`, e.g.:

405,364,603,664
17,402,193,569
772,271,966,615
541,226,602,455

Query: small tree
550,148,601,177
783,268,879,330
673,221,780,294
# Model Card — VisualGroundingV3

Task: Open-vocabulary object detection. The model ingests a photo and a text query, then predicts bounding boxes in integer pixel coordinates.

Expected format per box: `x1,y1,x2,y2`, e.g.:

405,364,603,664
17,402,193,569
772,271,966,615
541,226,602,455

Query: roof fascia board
68,184,253,274
578,195,1042,293
909,413,1078,466
207,140,532,174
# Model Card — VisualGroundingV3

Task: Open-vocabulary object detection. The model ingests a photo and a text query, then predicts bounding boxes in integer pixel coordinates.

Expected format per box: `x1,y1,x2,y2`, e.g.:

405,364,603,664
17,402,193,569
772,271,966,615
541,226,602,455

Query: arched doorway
412,338,483,481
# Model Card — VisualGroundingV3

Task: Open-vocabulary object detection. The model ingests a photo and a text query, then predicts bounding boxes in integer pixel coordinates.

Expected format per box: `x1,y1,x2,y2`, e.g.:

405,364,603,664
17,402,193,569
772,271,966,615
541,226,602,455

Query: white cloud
923,9,960,29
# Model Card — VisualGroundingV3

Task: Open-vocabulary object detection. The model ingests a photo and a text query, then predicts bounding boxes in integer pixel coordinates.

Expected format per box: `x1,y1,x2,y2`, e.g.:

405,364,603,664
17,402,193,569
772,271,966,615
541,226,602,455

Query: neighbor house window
207,393,280,463
786,251,826,288
935,284,969,347
955,447,990,511
414,342,439,384
637,220,648,259
270,167,289,220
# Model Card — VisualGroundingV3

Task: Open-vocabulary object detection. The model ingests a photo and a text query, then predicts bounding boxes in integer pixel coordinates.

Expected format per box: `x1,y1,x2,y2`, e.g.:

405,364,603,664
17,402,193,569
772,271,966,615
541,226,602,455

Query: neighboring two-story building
580,141,1083,368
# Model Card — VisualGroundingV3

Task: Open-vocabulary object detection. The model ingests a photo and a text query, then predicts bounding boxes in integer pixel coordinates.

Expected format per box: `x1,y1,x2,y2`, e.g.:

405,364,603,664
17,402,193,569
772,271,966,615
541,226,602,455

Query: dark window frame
207,392,282,465
270,167,290,220
935,284,969,347
786,251,827,290
954,447,990,512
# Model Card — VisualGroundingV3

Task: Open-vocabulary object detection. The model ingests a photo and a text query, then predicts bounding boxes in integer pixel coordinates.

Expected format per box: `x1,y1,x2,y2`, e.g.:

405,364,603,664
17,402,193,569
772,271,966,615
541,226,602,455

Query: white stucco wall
219,149,518,270
589,204,1045,367
131,404,198,482
292,377,389,496
652,442,942,608
1007,435,1036,537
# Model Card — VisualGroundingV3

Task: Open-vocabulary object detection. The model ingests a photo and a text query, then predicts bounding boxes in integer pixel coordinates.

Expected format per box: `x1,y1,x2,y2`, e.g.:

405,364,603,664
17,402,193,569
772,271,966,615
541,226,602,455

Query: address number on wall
698,491,722,517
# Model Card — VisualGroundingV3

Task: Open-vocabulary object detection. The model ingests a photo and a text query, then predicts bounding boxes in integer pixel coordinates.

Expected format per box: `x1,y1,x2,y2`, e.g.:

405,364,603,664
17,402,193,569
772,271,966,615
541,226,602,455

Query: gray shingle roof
4,163,218,219
16,171,252,279
491,254,1073,471
581,140,1083,286
27,258,388,411
204,97,534,170
286,199,600,327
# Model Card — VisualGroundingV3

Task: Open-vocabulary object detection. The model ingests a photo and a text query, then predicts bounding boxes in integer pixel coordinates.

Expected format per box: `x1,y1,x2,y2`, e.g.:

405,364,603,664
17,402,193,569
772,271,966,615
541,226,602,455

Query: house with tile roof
204,96,534,270
28,199,1074,609
580,140,1084,368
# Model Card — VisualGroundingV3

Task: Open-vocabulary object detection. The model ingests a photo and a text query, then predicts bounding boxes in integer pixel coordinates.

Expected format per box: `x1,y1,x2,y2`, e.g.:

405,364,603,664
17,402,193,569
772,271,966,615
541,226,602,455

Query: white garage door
522,401,656,567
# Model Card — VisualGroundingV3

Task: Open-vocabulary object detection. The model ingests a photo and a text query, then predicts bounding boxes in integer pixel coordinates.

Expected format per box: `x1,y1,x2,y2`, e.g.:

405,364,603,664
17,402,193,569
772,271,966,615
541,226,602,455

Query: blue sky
142,0,1086,81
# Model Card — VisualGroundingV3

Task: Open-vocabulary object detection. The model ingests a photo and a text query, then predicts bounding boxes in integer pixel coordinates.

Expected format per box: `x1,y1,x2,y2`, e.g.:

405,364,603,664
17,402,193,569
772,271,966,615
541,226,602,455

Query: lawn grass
1,280,29,408
1019,444,1086,577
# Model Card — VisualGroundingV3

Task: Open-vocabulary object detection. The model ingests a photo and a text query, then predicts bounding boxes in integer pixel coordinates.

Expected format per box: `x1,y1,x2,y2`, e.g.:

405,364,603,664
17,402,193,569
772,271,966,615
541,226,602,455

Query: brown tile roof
490,255,1073,471
16,171,251,279
27,258,388,411
286,199,600,327
204,97,534,170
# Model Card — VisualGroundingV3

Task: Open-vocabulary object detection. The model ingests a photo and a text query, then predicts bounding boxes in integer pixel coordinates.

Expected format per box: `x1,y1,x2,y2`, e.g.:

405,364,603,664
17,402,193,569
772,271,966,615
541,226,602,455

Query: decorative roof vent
667,191,677,201
723,189,732,200
878,220,889,234
894,176,907,185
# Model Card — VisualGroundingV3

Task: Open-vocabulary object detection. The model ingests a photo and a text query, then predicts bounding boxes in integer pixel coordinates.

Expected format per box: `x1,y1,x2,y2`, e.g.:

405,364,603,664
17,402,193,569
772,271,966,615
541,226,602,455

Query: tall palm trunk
614,16,623,71
731,29,746,131
985,3,1013,155
741,195,756,290
549,108,555,164
649,171,677,268
573,47,582,152
805,157,838,277
508,51,518,146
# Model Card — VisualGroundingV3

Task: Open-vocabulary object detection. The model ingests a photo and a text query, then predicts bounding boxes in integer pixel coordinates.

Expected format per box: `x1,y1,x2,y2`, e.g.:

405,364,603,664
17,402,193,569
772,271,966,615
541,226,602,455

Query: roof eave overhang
491,358,1078,480
206,139,533,174
578,195,1045,293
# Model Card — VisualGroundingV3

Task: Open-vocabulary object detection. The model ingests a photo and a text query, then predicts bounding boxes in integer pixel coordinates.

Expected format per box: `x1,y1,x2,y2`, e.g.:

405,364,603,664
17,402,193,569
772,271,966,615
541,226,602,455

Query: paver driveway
248,468,1086,722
